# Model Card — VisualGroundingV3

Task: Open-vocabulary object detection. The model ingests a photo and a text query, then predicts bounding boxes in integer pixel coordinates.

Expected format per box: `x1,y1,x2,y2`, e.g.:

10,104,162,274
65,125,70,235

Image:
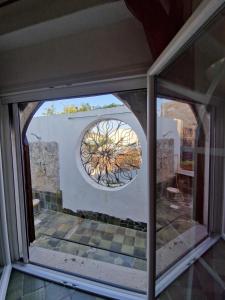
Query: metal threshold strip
12,262,147,300
155,236,220,297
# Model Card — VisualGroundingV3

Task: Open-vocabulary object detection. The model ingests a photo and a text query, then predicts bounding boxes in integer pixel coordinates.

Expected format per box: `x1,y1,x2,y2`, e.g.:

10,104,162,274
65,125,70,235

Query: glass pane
155,97,209,276
19,90,147,293
159,5,225,100
155,4,225,277
0,214,4,278
157,239,225,300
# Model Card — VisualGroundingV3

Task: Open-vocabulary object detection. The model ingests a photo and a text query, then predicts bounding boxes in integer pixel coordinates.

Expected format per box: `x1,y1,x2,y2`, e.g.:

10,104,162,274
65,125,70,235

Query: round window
80,119,142,188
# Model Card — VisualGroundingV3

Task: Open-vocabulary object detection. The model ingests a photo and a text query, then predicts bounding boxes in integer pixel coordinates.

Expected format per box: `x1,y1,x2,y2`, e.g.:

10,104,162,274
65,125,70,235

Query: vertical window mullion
0,104,20,261
147,75,156,300
11,103,29,262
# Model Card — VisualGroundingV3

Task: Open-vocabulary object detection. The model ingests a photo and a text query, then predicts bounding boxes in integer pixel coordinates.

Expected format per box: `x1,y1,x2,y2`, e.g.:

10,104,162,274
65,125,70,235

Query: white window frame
148,0,225,298
0,1,225,299
0,104,12,299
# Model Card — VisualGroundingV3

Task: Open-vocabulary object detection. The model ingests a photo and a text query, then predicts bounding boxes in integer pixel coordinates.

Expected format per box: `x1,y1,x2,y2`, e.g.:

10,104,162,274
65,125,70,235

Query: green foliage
42,102,121,116
42,105,57,116
77,103,92,112
61,103,92,114
102,103,120,109
62,105,78,114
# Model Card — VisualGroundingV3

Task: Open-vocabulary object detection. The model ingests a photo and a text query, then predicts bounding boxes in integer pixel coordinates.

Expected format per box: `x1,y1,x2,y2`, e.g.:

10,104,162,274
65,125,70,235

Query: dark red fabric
125,0,185,59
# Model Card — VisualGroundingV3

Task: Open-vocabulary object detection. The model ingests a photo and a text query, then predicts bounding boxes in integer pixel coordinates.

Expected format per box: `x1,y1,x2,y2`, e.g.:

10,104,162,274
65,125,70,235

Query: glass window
0,213,6,281
154,3,225,277
156,97,209,276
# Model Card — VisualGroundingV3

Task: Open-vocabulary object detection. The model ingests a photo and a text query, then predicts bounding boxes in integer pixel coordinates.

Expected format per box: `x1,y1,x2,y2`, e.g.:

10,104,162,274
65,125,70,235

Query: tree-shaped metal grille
80,119,142,188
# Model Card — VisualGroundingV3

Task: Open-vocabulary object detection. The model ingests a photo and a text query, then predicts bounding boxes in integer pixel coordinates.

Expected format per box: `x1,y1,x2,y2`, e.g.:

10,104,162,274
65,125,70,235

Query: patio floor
31,194,199,273
33,209,147,271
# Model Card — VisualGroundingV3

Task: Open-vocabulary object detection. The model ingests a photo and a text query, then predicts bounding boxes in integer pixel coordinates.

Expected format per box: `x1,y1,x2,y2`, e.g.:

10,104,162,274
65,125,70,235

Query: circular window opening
80,119,142,188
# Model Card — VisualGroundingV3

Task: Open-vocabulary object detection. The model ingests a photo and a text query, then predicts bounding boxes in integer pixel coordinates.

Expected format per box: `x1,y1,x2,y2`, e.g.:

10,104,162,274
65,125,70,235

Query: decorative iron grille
80,119,142,188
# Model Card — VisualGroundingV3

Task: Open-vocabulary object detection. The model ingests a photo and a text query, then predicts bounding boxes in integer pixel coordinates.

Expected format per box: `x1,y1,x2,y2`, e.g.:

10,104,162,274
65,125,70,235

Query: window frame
0,1,225,299
1,76,149,300
148,0,225,298
0,103,12,299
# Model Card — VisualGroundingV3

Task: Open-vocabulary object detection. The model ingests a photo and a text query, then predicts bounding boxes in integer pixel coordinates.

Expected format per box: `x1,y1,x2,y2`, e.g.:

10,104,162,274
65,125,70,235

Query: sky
157,97,170,116
34,94,169,117
34,94,122,117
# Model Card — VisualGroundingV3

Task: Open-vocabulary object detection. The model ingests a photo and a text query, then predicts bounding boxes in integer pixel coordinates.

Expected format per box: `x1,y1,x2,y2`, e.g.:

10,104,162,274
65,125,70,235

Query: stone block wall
29,141,60,193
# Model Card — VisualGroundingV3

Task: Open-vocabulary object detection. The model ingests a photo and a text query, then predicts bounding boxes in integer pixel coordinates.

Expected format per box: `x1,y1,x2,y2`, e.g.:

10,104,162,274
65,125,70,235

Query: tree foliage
42,102,121,116
102,103,119,109
42,104,57,116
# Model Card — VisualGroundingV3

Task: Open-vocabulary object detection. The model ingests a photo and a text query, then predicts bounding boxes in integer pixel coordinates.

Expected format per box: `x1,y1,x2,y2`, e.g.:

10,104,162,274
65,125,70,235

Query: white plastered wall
27,106,148,222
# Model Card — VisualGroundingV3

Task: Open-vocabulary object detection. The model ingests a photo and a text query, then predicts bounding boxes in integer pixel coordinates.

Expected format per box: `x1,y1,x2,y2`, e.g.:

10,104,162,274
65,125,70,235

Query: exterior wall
157,139,174,183
27,106,178,222
161,101,197,171
157,116,180,171
161,102,197,128
27,106,148,222
29,142,60,193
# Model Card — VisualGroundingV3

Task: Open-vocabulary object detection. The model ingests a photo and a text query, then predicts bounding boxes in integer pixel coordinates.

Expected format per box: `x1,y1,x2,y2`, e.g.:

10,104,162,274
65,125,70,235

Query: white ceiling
0,1,135,52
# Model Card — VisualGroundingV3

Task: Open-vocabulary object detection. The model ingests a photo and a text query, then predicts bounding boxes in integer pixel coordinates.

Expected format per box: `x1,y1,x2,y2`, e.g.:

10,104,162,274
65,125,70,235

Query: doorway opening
20,90,148,292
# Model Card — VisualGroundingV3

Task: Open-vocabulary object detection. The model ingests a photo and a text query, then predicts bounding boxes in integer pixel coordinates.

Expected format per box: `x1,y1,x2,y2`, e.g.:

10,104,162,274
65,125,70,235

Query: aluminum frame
147,0,225,299
0,74,146,104
4,76,150,300
13,263,146,300
0,119,11,266
11,104,29,262
155,236,219,296
0,1,225,299
0,265,12,300
0,104,13,299
147,0,225,77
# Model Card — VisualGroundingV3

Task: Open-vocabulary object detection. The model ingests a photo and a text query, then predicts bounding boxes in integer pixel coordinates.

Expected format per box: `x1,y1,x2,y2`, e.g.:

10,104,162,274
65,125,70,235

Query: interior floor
6,270,108,300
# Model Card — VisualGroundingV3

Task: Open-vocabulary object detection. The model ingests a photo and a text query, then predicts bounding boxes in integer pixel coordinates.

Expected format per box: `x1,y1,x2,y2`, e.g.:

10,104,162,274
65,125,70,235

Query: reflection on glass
155,4,225,278
157,240,225,299
156,98,209,276
20,91,148,292
0,226,4,279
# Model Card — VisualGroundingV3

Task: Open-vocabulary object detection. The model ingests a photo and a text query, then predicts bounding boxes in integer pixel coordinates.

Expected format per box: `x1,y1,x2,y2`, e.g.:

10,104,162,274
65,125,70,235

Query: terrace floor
31,194,199,273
